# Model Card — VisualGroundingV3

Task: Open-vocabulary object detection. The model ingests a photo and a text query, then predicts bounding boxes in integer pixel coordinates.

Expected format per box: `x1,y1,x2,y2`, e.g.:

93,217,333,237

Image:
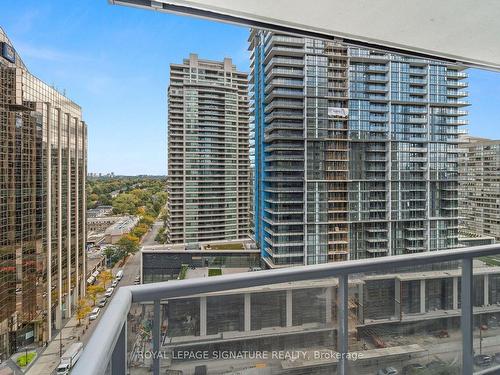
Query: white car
105,287,114,297
89,307,100,321
111,280,118,288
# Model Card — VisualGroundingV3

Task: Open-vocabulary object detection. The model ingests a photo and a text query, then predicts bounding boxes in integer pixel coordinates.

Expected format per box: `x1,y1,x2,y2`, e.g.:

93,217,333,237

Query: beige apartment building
459,135,500,241
167,54,250,243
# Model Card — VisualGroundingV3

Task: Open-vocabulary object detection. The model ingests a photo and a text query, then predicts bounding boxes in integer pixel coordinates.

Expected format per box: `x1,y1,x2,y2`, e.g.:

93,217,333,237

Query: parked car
115,270,123,280
402,363,425,374
97,298,107,308
89,308,100,321
474,354,493,367
105,287,114,297
111,280,118,288
134,275,141,285
377,367,398,375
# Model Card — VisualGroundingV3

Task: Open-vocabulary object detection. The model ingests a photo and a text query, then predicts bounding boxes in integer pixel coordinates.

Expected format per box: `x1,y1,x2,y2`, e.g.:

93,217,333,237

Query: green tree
112,193,139,214
103,245,125,267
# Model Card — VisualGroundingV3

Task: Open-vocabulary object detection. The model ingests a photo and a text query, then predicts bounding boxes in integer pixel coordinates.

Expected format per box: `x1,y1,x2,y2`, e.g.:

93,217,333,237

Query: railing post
338,274,349,375
461,257,473,375
153,300,161,375
111,321,126,375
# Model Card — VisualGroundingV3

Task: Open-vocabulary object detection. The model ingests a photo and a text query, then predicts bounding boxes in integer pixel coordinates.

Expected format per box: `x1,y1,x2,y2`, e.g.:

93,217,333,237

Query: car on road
111,280,118,288
97,298,107,308
474,354,493,367
89,307,100,321
115,270,123,280
134,275,141,285
402,363,425,374
377,367,398,375
105,287,114,297
56,342,83,374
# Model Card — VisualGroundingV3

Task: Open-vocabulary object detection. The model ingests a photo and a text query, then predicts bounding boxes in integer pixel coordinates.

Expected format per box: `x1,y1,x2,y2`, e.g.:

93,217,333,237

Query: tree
112,193,139,215
103,245,126,267
87,284,105,306
75,299,91,326
131,223,149,239
117,234,140,256
140,215,155,226
99,270,114,289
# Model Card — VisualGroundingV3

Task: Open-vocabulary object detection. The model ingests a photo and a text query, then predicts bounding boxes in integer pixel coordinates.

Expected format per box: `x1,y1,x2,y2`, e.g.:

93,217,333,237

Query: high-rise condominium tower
459,135,500,241
250,30,467,267
0,28,87,358
167,54,250,243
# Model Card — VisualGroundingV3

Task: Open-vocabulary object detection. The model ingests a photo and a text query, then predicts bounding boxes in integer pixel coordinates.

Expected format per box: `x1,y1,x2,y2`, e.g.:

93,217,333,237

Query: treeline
87,176,167,217
87,177,168,266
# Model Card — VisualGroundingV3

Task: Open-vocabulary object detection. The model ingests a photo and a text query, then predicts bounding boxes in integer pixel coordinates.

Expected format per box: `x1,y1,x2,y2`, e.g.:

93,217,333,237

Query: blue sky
1,1,499,175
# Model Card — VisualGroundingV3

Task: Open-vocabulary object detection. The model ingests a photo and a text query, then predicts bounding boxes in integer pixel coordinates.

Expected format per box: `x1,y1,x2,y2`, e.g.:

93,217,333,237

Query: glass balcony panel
348,260,464,374
472,255,500,374
126,281,341,374
121,258,500,374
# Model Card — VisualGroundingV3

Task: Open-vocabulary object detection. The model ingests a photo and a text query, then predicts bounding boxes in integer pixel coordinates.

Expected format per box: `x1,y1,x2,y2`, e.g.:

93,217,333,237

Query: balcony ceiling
110,0,500,71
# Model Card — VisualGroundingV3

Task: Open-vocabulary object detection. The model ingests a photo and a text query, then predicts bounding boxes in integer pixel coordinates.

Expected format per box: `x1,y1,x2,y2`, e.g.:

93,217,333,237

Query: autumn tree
87,284,105,306
99,270,114,289
75,299,91,326
131,223,149,239
117,234,140,256
139,215,155,226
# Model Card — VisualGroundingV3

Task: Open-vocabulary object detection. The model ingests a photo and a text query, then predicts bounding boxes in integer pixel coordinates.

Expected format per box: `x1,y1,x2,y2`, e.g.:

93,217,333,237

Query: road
141,220,163,246
26,218,164,374
81,221,162,342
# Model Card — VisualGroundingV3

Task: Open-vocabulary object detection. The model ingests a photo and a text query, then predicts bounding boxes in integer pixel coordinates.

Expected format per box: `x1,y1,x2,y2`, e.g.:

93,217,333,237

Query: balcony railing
73,244,500,375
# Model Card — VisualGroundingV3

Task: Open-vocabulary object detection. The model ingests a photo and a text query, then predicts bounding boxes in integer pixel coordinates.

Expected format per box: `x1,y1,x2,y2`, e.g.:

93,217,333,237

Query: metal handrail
72,244,500,375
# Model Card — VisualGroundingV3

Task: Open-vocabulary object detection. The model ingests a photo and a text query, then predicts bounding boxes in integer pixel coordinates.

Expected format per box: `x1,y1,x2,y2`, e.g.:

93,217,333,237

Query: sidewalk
25,220,159,374
26,316,86,375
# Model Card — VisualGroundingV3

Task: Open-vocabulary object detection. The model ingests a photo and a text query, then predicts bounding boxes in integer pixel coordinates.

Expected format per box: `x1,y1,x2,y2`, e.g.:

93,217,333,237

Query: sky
0,1,499,175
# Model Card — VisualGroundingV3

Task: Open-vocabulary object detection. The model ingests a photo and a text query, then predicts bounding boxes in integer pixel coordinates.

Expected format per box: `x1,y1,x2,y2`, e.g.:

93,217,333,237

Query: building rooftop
142,238,259,253
104,216,139,236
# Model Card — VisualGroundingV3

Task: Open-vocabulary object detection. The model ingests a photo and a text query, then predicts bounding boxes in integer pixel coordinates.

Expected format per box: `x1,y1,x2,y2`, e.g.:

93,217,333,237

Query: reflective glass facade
0,28,87,358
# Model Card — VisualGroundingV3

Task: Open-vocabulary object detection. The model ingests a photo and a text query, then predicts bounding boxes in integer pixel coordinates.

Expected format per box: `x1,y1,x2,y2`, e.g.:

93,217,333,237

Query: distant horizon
1,1,500,175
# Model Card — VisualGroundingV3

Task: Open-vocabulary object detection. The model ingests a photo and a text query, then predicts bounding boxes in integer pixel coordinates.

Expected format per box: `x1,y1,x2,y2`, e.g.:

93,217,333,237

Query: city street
141,220,163,246
25,221,159,375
